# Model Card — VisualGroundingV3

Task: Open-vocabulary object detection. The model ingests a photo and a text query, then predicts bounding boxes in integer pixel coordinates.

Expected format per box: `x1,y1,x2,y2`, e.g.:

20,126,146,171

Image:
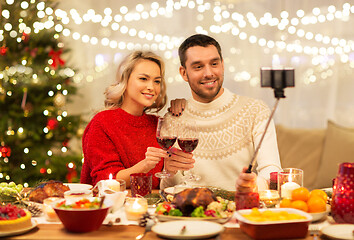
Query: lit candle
125,198,148,221
259,190,280,208
281,181,300,199
106,173,120,192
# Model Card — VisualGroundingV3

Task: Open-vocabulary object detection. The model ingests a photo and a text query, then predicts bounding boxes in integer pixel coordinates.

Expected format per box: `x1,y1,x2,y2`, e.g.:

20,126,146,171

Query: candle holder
269,172,278,190
124,197,148,221
43,197,63,222
331,162,354,224
278,168,303,199
259,190,280,208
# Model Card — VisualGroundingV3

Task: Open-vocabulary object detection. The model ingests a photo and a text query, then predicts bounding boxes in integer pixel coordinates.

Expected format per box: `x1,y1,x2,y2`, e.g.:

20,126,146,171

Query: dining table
6,189,331,240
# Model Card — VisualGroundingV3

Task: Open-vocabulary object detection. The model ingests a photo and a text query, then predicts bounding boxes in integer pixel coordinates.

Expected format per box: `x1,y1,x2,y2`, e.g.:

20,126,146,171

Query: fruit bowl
309,204,331,222
53,197,111,232
235,208,312,240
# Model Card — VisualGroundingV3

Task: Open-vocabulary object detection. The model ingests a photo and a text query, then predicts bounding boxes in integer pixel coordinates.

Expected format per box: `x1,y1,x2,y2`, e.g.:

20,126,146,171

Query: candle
43,197,62,222
106,173,120,192
259,190,280,208
125,198,148,221
281,181,301,199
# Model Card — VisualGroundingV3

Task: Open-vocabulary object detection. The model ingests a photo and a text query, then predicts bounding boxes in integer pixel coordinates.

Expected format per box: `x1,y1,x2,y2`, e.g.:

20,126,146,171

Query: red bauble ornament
40,168,46,174
48,49,65,69
0,145,11,158
21,32,30,43
0,46,8,56
46,118,58,130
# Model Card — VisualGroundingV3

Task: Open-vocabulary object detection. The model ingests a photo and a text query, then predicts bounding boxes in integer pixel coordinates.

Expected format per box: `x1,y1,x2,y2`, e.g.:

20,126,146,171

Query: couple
80,34,282,193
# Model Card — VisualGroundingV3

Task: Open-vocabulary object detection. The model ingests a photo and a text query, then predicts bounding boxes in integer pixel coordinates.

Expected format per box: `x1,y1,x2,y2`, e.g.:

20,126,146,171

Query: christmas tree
0,0,83,186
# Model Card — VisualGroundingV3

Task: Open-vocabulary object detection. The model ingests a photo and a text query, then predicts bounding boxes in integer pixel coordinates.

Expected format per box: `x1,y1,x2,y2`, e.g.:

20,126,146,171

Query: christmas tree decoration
48,49,65,69
0,144,11,158
46,118,58,130
0,46,7,56
53,92,66,107
0,0,83,186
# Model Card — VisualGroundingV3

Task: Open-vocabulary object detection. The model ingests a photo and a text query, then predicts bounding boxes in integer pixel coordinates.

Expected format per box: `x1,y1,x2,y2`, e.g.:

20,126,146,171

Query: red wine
156,136,177,150
178,138,199,153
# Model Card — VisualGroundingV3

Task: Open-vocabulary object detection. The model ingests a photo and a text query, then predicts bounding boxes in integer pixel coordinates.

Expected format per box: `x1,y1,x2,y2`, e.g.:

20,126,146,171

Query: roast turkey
29,180,69,203
172,187,216,216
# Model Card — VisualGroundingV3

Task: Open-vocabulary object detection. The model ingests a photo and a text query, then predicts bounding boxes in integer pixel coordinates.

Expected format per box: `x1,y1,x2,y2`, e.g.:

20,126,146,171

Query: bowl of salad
53,197,111,232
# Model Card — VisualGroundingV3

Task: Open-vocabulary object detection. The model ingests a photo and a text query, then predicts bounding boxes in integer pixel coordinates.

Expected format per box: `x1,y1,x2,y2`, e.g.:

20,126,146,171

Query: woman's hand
167,98,186,116
235,167,257,193
138,147,169,172
164,147,195,173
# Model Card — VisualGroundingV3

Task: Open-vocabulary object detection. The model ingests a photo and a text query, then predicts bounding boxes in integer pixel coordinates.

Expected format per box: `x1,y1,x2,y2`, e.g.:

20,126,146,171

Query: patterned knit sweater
80,108,163,188
161,88,282,191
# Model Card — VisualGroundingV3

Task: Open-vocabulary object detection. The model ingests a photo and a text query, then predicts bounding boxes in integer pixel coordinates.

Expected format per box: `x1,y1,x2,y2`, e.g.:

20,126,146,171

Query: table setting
0,162,353,240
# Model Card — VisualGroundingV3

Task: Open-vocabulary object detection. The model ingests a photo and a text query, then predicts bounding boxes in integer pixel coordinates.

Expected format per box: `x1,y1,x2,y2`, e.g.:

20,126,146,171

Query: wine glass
177,119,200,184
155,117,177,178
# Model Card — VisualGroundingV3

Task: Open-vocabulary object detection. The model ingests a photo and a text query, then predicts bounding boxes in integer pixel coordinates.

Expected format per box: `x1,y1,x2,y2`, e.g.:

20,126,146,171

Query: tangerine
280,198,292,208
291,187,310,201
309,189,328,203
291,200,308,212
307,196,326,213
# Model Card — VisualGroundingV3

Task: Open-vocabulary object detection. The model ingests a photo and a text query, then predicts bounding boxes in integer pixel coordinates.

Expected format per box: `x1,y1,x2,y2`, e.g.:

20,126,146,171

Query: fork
136,219,154,240
309,225,320,240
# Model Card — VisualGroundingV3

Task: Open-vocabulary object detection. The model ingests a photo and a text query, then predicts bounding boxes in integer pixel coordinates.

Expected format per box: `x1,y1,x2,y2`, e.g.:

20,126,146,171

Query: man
162,34,281,192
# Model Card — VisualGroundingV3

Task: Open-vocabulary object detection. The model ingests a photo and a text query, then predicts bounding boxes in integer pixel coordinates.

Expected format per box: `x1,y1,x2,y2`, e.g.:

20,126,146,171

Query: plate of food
235,208,312,240
155,187,235,224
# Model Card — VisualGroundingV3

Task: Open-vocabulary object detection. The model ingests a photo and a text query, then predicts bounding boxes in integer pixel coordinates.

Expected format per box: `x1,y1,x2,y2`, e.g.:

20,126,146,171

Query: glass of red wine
178,119,200,184
155,117,177,178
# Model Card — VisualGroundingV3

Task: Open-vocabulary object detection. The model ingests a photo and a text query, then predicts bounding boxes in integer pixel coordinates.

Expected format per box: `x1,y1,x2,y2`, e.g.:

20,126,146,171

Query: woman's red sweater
80,108,163,188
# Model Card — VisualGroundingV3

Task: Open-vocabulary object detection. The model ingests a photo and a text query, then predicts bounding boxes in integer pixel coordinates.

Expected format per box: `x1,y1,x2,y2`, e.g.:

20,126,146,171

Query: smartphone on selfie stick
246,68,295,173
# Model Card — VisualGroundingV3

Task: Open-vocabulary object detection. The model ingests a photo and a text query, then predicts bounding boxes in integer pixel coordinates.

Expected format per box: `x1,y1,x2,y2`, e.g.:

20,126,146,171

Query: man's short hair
178,34,223,67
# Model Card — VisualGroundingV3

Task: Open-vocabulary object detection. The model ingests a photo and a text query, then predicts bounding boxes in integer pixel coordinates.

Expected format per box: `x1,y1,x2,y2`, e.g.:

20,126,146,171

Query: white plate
64,183,92,191
0,219,37,237
321,224,354,240
309,204,331,222
156,214,232,224
152,220,224,239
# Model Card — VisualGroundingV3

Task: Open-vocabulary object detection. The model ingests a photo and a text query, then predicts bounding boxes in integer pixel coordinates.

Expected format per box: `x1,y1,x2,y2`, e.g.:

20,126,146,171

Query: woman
80,51,170,188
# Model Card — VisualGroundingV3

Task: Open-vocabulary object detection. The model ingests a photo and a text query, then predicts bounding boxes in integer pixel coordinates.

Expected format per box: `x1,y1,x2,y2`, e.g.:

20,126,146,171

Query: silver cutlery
136,218,154,240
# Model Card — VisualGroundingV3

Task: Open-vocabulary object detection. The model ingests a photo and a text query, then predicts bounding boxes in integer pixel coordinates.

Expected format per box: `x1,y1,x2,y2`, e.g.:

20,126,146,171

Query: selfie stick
245,68,294,173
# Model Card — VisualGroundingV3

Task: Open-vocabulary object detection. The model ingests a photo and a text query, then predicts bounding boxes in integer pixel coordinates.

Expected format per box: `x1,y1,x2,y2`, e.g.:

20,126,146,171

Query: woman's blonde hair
104,51,167,113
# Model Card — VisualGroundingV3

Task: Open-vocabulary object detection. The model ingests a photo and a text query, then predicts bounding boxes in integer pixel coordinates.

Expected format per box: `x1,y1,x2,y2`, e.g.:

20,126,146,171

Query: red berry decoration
46,118,58,130
0,144,11,157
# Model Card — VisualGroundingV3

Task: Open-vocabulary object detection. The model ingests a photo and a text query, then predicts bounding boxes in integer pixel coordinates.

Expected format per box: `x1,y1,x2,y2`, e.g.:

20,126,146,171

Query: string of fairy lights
1,0,354,184
1,0,354,84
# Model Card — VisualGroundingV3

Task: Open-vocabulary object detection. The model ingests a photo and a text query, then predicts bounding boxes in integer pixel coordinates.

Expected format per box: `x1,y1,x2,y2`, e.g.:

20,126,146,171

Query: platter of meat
155,187,235,223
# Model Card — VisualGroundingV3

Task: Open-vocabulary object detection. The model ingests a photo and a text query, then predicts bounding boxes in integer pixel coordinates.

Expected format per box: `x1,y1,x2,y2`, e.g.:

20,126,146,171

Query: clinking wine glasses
155,117,177,178
178,119,200,184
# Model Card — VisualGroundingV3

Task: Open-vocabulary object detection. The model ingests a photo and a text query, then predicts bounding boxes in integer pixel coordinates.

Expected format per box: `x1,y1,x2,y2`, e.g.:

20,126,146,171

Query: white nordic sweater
161,88,282,191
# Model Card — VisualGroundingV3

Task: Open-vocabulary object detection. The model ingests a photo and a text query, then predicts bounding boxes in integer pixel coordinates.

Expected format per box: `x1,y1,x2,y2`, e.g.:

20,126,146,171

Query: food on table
242,208,307,222
156,188,235,218
280,187,328,213
0,204,32,231
307,196,326,213
291,187,310,202
309,189,328,203
29,180,70,203
0,182,24,202
56,198,103,209
172,188,216,216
